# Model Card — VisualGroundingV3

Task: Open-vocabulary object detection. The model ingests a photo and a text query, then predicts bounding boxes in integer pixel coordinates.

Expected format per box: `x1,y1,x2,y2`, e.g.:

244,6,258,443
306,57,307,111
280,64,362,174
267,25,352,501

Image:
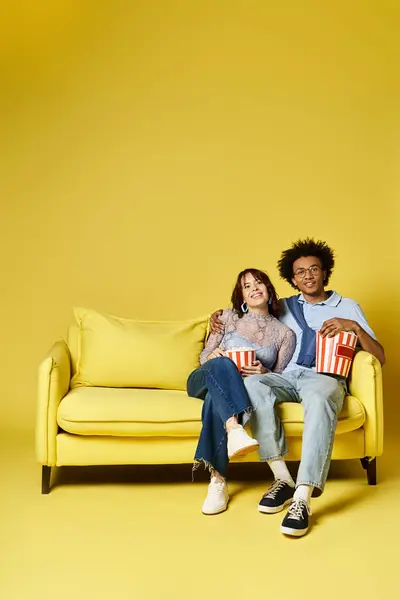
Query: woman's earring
268,298,273,305
241,302,248,313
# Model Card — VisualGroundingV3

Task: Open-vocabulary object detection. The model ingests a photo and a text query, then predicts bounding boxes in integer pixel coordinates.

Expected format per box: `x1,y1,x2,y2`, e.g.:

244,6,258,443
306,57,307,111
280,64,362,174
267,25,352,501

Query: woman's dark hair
277,238,335,289
231,269,280,318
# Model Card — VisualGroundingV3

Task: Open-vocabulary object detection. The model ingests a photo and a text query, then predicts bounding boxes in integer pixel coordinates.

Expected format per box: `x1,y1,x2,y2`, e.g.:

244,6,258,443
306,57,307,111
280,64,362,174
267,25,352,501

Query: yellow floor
1,431,399,600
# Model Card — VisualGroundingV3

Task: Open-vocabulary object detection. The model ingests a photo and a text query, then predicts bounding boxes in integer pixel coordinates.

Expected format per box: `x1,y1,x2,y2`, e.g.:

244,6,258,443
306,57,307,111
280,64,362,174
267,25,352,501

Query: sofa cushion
70,307,209,391
58,387,365,437
58,387,204,436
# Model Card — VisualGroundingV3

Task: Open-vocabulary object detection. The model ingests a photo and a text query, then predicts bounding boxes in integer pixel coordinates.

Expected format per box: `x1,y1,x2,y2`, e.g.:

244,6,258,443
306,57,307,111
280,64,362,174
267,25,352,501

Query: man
210,238,385,537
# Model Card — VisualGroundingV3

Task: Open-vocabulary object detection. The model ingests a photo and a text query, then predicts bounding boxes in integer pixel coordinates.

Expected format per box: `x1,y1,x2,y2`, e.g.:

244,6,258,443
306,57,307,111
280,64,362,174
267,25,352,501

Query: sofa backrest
67,325,79,376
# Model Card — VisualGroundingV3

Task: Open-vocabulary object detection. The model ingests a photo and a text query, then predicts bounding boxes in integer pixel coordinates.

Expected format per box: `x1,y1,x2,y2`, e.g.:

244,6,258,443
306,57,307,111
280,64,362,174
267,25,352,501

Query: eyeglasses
294,266,322,279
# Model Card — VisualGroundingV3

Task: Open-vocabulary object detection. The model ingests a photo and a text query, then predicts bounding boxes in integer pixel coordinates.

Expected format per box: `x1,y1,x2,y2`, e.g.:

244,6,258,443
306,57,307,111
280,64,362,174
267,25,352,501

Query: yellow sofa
36,319,383,494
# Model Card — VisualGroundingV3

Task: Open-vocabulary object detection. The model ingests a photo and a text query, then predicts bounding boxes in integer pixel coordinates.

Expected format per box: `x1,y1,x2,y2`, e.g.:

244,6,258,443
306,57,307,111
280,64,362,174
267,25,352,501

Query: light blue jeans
244,369,346,496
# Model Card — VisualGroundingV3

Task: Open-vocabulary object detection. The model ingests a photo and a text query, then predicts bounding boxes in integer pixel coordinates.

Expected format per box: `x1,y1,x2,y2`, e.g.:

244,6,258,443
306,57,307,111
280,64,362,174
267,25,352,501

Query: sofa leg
360,457,377,485
42,466,51,494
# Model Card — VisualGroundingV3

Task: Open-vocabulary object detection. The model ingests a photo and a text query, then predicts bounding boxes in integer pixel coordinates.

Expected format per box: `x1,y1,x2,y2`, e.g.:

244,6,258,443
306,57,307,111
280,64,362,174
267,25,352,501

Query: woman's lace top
200,309,296,373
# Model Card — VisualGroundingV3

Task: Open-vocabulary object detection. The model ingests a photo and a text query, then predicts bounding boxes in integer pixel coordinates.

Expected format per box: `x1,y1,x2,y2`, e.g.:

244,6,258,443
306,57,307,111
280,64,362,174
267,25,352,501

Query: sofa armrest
35,340,71,466
348,350,383,457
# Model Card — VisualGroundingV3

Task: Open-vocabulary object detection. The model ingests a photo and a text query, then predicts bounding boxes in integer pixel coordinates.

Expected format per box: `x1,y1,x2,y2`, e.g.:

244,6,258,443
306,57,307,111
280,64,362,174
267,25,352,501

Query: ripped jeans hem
192,458,226,481
192,406,255,480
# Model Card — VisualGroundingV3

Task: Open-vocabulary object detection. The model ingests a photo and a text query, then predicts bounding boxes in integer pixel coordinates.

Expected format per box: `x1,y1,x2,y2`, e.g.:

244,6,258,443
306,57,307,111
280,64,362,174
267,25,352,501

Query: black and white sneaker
258,480,295,514
280,499,311,537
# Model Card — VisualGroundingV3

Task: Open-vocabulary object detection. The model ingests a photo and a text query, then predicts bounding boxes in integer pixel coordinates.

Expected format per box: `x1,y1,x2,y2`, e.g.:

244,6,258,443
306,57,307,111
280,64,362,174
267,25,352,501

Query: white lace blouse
200,309,296,373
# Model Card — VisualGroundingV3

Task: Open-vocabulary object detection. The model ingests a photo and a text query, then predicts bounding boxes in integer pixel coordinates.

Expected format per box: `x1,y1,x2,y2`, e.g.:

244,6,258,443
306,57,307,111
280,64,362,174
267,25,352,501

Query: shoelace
287,499,311,521
264,480,288,499
209,479,225,496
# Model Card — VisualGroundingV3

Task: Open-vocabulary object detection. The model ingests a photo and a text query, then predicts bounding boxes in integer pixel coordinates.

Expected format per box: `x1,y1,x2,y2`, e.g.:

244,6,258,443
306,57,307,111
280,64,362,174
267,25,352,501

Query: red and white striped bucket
225,348,256,371
316,331,358,377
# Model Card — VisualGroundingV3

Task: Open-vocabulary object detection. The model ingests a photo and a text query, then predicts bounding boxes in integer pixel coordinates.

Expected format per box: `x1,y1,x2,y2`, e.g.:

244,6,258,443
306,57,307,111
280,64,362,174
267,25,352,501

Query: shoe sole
202,502,229,516
228,441,260,460
280,525,308,537
258,498,292,514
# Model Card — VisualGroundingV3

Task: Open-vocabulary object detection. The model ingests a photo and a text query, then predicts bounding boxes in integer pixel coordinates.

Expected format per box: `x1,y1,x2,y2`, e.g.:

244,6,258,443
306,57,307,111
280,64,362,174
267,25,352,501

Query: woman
187,268,296,515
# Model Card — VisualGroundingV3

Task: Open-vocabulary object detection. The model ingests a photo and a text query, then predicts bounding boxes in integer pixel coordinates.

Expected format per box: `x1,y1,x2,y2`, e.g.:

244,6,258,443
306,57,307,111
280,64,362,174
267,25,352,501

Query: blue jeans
187,357,252,477
244,369,346,495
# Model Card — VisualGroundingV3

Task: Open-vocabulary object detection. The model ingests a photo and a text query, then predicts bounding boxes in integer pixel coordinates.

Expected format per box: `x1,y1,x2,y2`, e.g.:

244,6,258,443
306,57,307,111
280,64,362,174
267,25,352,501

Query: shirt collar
297,291,342,307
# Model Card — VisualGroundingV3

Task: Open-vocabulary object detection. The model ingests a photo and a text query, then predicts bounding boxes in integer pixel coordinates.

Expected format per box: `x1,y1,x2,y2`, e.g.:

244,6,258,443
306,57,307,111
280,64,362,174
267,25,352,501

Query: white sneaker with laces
227,425,260,459
202,476,229,515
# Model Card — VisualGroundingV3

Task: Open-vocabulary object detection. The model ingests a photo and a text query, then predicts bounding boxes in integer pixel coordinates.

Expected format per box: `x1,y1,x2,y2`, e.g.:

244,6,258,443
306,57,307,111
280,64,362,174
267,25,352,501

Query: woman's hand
241,360,268,377
206,348,226,361
210,310,224,334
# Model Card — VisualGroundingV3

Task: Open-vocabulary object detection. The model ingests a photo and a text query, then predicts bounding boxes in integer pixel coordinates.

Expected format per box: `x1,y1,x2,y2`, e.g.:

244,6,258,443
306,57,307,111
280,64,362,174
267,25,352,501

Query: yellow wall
1,0,399,432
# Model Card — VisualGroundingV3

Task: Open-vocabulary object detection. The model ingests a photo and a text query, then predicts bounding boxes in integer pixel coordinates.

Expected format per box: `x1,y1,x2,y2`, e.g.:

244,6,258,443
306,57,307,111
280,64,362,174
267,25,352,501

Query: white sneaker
227,425,260,459
202,476,229,515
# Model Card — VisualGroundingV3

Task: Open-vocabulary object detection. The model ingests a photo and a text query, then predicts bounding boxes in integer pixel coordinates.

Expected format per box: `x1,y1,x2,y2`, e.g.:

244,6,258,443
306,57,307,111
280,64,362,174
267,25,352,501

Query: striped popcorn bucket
225,348,256,371
316,331,358,378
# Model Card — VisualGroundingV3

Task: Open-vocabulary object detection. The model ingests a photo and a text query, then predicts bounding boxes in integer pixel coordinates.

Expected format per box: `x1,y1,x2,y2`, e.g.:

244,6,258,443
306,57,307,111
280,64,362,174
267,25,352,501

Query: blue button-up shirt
279,291,377,373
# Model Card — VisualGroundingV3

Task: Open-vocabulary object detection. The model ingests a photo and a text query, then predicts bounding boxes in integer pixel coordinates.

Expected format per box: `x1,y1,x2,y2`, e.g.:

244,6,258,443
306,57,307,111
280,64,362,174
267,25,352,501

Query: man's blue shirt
279,291,377,373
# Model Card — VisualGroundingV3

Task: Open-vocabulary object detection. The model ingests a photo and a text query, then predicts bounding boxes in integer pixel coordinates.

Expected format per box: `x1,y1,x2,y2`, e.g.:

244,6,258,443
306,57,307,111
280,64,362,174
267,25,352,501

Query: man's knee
320,375,343,394
303,378,345,413
322,377,345,409
243,373,265,394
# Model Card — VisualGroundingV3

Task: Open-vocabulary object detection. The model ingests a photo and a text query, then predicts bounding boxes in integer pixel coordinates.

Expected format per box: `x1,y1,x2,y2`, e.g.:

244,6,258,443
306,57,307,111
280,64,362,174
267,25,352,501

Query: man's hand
206,348,226,361
240,360,268,377
210,310,224,334
320,318,359,338
320,317,385,365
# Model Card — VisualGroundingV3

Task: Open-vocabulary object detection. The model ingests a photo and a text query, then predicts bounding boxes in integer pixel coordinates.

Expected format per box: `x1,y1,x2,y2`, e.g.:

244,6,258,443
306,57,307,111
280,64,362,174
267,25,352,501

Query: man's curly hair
278,238,335,289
